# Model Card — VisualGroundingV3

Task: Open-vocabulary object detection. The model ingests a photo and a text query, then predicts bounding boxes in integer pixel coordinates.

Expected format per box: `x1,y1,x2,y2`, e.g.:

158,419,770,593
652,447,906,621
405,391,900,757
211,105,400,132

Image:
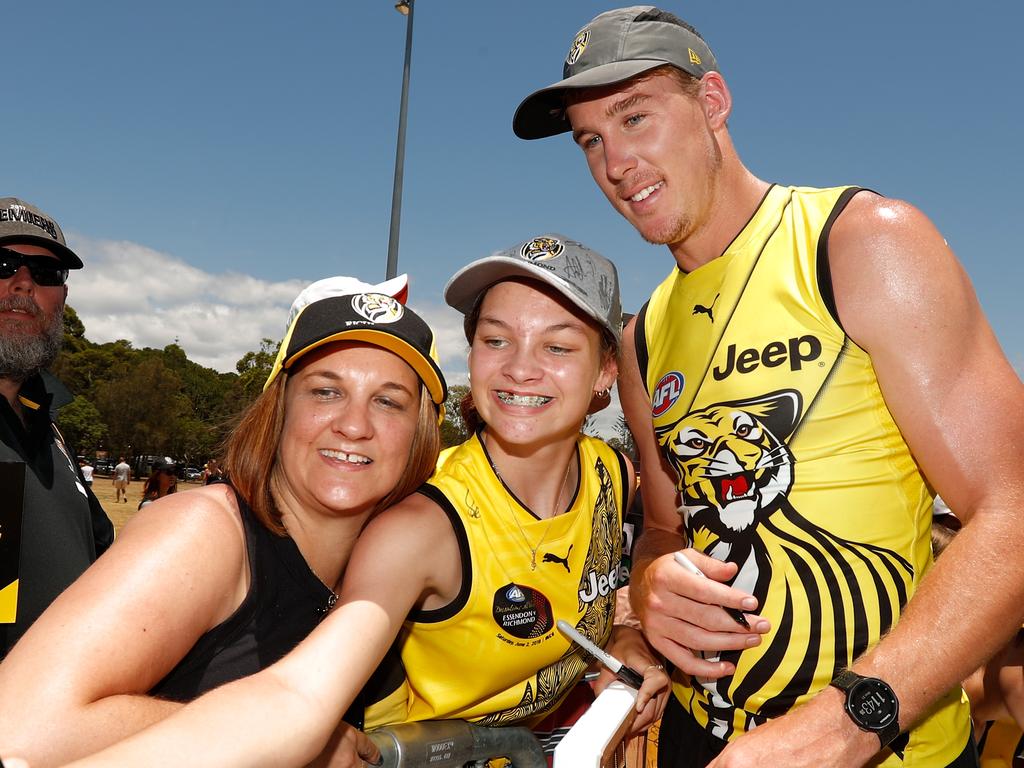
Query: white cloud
66,235,474,377
64,235,624,438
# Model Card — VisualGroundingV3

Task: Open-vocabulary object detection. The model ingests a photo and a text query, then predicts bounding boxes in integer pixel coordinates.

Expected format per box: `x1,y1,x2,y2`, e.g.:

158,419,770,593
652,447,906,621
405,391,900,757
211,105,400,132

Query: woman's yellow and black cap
264,291,447,409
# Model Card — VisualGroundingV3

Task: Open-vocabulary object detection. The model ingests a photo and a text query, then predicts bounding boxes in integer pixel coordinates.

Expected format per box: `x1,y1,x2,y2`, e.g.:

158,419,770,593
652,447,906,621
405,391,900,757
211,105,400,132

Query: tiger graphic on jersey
655,389,914,738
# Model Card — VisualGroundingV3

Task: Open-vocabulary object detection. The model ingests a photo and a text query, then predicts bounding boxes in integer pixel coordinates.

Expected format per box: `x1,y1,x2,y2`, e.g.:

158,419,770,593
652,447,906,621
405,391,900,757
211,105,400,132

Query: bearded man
0,197,113,660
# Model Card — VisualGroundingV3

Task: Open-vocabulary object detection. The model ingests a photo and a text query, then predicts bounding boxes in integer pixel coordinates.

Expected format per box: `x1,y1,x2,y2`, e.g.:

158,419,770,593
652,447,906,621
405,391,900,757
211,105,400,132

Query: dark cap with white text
0,197,83,268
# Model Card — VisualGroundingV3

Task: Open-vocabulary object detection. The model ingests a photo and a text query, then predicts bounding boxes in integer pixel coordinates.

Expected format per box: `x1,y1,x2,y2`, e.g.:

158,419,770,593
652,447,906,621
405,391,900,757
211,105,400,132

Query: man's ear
701,71,732,129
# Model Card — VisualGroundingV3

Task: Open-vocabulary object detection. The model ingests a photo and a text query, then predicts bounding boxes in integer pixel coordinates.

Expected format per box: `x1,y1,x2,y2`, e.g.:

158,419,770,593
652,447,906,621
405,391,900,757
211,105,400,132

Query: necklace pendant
530,551,537,571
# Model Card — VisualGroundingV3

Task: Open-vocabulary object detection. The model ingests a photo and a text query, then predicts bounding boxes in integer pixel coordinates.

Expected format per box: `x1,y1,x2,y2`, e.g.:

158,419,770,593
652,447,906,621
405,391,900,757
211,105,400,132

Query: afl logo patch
521,236,564,263
566,29,590,66
492,582,553,639
652,371,685,417
351,292,403,324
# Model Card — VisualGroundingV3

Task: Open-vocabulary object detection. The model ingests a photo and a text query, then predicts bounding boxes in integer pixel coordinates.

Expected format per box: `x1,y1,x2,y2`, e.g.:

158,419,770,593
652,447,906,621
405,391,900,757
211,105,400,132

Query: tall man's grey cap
0,197,83,268
513,6,718,140
445,233,622,344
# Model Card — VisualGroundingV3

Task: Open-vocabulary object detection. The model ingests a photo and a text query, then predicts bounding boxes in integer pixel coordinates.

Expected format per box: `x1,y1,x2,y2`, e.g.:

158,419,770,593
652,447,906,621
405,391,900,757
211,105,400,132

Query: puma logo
692,294,719,322
542,544,573,573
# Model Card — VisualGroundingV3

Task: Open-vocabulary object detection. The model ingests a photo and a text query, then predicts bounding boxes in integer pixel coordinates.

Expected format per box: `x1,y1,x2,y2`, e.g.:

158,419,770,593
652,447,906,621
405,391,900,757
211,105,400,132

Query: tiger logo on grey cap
521,236,565,263
566,29,590,65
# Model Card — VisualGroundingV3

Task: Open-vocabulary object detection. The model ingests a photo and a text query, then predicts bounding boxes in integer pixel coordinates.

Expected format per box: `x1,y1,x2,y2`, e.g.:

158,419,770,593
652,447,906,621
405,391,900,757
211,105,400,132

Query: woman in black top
0,277,446,768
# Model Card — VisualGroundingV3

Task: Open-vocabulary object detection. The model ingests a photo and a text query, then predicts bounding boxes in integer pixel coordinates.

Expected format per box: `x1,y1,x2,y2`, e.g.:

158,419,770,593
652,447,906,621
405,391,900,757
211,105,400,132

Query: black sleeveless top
149,487,349,712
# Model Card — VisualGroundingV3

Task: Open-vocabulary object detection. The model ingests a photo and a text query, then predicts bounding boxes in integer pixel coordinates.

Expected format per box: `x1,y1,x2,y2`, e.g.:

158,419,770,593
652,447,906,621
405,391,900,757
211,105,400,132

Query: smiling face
0,243,68,382
274,341,421,519
468,279,615,450
565,69,723,249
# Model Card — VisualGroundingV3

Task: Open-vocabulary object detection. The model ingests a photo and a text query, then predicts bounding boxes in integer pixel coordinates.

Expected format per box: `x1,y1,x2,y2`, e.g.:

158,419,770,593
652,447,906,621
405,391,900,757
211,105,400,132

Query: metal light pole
386,0,415,280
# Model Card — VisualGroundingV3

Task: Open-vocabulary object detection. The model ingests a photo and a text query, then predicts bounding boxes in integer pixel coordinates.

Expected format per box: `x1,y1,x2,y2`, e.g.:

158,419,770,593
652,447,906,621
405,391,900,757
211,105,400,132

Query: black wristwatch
829,669,900,747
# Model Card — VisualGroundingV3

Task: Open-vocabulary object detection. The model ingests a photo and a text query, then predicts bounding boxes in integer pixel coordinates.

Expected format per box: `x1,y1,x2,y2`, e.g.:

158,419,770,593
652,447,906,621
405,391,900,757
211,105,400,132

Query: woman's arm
0,485,249,767
599,625,670,733
59,494,459,768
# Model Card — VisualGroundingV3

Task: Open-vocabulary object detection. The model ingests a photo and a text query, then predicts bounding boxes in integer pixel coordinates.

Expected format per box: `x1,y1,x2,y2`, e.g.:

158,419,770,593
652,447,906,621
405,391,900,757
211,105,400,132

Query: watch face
848,678,899,730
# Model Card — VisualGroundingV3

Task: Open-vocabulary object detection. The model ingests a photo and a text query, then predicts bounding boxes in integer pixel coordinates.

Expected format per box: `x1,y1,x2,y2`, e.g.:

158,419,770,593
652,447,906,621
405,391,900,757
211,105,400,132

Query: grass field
90,476,203,534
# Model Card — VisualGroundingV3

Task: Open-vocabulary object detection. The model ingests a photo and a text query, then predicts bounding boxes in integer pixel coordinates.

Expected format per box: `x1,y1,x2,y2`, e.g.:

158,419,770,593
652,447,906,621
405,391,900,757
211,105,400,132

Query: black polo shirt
0,373,114,659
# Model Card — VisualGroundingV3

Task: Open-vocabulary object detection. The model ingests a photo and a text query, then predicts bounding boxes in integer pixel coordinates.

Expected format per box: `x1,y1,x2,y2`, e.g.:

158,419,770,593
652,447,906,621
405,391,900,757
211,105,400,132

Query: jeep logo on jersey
520,236,564,263
566,29,590,65
579,564,622,604
652,371,685,417
351,293,403,324
712,335,822,381
492,583,553,639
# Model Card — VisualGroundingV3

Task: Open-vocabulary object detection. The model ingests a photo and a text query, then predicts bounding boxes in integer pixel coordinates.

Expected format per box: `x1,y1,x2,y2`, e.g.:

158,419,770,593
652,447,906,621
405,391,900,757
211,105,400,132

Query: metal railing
367,682,640,768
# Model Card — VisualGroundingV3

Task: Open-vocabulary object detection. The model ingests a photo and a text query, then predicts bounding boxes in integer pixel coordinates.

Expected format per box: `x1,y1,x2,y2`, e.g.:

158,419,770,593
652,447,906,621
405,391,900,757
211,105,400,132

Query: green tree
606,414,636,458
61,305,89,354
94,357,187,456
235,338,279,404
56,396,108,456
440,384,471,448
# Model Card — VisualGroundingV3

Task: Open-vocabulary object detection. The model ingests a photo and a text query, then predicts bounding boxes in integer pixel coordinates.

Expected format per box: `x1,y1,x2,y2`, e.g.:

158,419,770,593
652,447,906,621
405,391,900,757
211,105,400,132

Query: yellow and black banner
0,462,25,623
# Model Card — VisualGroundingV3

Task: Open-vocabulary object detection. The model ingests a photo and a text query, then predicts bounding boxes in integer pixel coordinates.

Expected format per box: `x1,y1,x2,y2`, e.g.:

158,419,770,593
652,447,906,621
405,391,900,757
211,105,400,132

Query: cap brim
444,256,605,333
272,328,446,408
288,328,445,407
513,59,670,140
0,234,83,269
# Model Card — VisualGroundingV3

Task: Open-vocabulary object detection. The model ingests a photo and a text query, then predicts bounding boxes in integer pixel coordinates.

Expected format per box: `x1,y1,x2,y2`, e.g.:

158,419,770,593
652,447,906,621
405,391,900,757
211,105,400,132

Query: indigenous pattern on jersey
637,185,971,764
378,433,627,727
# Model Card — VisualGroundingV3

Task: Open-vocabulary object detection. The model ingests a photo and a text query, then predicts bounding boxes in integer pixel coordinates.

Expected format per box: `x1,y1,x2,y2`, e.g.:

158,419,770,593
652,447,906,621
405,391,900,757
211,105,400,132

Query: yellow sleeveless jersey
637,185,971,763
366,432,627,728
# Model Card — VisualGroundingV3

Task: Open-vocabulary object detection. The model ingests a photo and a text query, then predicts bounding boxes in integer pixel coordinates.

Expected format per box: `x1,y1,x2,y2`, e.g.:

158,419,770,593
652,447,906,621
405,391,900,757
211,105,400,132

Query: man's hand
631,548,769,678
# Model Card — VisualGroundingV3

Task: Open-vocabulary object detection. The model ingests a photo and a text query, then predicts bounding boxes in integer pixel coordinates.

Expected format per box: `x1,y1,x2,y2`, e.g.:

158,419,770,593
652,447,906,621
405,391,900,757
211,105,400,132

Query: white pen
556,619,645,689
673,551,751,629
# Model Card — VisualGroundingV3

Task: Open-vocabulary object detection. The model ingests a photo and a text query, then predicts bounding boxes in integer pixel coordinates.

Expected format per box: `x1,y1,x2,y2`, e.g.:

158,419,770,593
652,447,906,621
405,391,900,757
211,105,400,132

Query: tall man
514,7,1024,768
113,456,131,503
0,197,114,659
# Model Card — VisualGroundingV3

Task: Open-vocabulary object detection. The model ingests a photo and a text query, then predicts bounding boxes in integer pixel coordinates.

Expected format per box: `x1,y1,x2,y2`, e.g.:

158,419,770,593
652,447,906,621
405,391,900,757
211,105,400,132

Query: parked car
93,459,116,476
184,467,202,481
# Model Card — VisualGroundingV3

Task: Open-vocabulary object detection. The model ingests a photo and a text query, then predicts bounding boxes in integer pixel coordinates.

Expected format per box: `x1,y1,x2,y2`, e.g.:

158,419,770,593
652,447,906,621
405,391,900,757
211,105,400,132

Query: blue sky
6,1,1021,405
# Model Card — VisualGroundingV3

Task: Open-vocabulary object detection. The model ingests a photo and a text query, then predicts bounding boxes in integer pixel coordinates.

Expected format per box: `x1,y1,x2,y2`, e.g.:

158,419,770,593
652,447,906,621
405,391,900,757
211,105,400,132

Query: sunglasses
0,247,69,287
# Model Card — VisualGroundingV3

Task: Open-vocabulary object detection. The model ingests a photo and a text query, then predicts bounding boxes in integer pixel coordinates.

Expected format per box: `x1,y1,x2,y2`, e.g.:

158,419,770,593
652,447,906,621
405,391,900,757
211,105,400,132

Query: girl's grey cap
445,234,622,344
513,6,718,140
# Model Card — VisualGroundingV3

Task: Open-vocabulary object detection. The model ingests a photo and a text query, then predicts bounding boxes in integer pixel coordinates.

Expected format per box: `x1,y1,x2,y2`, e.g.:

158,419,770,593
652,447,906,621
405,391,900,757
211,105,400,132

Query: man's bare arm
708,193,1024,766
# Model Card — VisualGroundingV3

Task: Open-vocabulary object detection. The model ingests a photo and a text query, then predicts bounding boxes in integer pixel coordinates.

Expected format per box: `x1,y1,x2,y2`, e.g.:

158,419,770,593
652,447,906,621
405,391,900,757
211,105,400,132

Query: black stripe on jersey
406,483,473,623
634,301,651,397
815,186,869,330
612,448,629,521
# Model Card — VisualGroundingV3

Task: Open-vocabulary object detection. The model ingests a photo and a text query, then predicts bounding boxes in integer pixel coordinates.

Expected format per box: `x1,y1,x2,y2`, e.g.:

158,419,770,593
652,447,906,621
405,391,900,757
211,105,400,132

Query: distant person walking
112,457,130,503
78,460,94,488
